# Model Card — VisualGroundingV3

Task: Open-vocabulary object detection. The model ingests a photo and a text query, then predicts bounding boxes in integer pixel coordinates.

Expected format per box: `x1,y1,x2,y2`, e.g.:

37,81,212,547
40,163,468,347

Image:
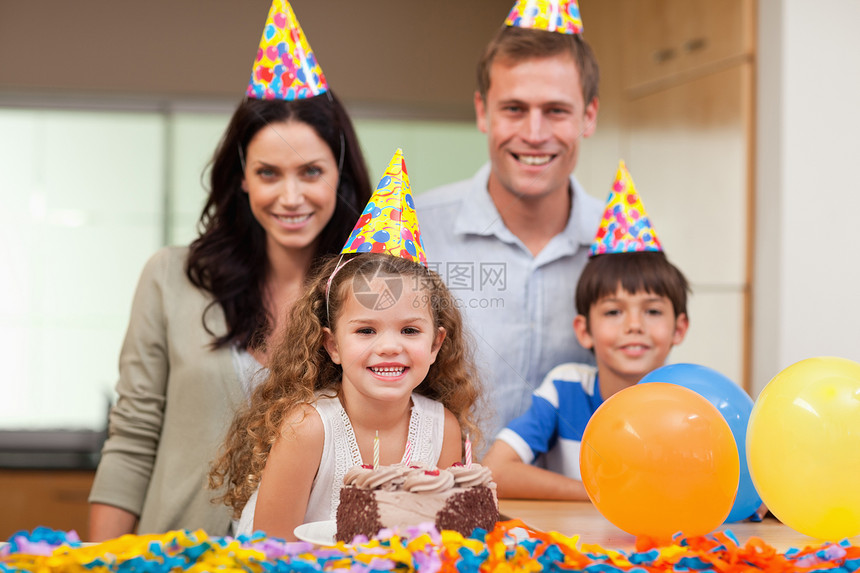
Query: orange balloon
580,382,740,542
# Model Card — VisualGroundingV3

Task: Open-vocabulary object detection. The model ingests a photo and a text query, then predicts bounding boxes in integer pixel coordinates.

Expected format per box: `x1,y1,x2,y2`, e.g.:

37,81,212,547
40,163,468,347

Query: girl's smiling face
242,120,338,259
323,272,446,407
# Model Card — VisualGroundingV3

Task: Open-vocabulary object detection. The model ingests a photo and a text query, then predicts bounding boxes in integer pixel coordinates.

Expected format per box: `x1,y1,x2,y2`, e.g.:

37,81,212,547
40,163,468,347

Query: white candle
373,430,380,470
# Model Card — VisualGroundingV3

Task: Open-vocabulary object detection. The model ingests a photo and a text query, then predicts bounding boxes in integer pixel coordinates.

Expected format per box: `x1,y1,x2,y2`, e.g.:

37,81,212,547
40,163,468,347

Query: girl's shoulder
411,392,444,413
308,391,342,416
412,393,450,428
279,402,325,441
441,406,460,429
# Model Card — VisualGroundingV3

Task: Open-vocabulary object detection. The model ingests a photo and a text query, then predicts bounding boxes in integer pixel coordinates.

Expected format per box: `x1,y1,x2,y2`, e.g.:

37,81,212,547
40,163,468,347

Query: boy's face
573,287,688,390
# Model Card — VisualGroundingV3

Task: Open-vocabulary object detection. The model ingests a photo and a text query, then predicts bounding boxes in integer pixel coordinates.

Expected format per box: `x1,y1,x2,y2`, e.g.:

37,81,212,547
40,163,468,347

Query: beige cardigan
89,246,245,535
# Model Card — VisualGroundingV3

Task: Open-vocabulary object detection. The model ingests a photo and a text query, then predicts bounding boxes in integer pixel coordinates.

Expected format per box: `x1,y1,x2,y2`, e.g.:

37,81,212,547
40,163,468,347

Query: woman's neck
250,242,317,365
266,237,317,287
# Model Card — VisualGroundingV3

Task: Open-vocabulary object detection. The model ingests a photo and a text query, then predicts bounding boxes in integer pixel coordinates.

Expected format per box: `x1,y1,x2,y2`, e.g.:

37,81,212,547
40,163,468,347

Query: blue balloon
639,363,761,523
376,176,392,190
371,230,390,243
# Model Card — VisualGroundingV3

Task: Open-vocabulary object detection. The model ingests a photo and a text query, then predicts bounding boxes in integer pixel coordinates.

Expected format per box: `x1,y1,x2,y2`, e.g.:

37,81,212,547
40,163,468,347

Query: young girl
210,252,482,540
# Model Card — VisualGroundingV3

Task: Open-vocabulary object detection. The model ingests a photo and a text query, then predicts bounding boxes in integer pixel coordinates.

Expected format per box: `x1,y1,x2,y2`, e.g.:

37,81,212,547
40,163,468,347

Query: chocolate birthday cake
335,463,498,542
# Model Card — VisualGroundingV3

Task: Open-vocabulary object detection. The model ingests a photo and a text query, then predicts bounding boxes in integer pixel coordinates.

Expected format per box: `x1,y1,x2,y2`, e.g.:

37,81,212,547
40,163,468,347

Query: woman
87,90,372,540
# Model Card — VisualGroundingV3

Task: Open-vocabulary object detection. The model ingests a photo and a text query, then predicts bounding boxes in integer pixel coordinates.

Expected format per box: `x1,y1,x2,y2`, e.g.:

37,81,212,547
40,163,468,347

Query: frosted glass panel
0,112,36,214
40,225,161,319
354,119,488,193
0,108,164,430
40,112,164,213
169,112,232,246
0,324,31,425
0,222,34,316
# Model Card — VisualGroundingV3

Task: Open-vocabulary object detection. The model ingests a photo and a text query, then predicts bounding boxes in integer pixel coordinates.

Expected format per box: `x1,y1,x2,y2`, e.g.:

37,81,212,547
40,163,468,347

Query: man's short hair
575,252,690,320
476,26,600,104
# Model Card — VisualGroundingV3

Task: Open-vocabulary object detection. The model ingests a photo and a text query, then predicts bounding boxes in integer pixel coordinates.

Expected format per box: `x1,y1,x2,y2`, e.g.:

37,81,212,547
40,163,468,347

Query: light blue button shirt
416,163,603,448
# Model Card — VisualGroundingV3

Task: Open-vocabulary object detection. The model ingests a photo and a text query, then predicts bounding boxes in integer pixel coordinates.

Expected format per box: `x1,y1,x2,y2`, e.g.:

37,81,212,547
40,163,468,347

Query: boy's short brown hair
575,252,690,322
476,26,600,104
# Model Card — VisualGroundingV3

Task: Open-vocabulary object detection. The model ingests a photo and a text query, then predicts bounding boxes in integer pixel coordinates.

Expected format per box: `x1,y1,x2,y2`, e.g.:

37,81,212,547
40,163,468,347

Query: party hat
590,161,662,256
505,0,583,34
246,0,328,100
341,149,427,266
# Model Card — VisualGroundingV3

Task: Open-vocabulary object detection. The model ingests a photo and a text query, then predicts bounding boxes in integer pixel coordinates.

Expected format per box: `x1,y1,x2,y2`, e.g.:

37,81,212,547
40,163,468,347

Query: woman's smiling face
242,120,339,257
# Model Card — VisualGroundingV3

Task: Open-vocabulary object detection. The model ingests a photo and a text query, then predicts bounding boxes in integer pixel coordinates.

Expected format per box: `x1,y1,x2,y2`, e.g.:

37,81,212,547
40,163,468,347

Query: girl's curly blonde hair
209,253,483,516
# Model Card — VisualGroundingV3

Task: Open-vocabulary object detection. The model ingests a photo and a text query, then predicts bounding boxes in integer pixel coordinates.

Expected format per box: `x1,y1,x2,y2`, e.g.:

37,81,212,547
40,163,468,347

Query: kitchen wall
752,0,860,393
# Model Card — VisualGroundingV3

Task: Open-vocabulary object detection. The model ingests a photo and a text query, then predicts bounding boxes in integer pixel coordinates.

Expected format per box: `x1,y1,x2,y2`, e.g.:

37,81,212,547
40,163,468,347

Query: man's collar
452,163,513,240
452,162,595,250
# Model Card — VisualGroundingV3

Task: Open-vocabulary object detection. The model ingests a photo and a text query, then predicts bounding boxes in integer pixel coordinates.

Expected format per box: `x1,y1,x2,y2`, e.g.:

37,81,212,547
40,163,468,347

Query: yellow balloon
747,356,860,540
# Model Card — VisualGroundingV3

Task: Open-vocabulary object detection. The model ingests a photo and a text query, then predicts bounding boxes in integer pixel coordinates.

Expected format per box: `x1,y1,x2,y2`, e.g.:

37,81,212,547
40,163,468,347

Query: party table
498,499,860,552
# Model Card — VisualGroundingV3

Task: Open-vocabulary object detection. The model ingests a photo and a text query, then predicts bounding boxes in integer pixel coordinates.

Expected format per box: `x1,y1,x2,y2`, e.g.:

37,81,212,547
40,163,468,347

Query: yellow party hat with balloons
505,0,583,34
340,149,427,266
246,0,328,100
590,161,662,256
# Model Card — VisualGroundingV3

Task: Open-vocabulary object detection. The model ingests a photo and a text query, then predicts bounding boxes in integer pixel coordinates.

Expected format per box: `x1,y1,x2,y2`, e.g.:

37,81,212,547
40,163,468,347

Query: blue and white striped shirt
496,363,601,480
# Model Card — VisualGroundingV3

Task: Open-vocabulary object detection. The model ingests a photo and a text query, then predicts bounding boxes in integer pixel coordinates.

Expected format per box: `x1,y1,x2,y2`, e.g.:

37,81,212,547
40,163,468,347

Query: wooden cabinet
620,0,755,90
581,0,755,389
625,64,752,287
0,470,93,540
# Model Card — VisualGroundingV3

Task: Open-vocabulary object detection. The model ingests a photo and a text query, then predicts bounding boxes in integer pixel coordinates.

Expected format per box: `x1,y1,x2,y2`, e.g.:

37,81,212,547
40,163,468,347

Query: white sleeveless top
230,345,267,397
234,392,445,536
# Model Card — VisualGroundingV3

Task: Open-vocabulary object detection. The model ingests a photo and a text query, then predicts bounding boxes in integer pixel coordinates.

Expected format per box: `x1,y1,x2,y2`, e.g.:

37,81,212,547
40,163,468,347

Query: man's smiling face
475,53,597,202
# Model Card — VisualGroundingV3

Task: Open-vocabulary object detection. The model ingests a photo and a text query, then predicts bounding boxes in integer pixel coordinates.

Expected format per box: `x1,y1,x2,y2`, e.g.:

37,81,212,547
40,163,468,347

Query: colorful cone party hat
505,0,583,34
590,161,662,256
247,0,328,100
341,149,427,266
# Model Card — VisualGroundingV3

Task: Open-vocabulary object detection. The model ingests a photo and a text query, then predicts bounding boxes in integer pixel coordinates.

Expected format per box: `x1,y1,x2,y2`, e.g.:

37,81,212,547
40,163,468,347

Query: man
416,4,603,446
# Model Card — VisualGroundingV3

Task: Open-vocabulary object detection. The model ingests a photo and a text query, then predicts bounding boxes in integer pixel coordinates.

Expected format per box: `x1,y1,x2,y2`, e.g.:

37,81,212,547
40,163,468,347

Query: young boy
482,161,690,500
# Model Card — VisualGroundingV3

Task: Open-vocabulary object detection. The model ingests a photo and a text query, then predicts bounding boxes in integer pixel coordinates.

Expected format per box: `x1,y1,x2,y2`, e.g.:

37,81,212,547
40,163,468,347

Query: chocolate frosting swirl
343,465,408,491
447,463,494,488
401,468,456,493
